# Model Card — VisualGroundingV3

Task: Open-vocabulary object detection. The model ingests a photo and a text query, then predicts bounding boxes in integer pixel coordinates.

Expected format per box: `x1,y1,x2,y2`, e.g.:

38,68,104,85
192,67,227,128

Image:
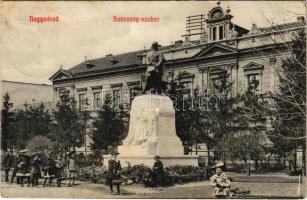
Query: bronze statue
142,42,167,94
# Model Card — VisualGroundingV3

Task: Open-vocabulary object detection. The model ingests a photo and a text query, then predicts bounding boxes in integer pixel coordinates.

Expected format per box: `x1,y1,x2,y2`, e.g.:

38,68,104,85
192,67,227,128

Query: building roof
1,80,52,87
52,20,302,81
68,50,144,75
258,21,303,33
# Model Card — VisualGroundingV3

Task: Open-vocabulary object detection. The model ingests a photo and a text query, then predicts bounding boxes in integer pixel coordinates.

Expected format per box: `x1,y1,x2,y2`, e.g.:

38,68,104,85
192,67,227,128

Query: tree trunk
293,149,297,172
195,143,198,155
244,160,250,176
289,159,294,172
254,159,258,171
206,144,210,166
302,145,306,175
283,156,286,169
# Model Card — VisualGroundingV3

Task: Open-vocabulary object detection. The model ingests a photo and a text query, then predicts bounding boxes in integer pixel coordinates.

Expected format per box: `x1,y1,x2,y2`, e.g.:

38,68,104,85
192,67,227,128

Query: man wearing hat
16,149,31,187
10,151,21,184
210,162,231,198
106,151,121,195
2,150,13,182
31,153,42,187
42,153,56,187
152,155,164,187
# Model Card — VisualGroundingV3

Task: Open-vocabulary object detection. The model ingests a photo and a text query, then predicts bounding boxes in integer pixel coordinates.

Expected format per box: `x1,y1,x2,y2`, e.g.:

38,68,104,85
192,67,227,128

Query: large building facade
50,3,305,153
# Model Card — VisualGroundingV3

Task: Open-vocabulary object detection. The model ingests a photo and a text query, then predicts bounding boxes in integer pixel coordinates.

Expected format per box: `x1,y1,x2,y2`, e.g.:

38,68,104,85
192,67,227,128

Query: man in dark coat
10,152,21,184
16,149,31,187
106,152,121,195
152,155,164,187
2,150,13,182
42,154,56,187
31,153,42,187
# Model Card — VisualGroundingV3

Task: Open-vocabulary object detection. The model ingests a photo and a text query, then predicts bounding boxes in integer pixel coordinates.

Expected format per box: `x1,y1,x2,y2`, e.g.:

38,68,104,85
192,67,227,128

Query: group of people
2,149,78,187
106,152,165,195
3,149,232,198
106,152,232,198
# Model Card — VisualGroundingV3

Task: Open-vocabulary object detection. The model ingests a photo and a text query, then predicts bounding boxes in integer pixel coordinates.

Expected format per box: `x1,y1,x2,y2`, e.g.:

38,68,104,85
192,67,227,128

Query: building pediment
177,71,195,80
49,69,73,81
243,62,264,71
195,44,237,58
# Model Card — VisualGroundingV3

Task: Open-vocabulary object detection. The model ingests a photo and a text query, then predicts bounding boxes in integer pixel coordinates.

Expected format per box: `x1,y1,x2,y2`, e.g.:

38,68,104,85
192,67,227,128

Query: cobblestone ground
1,177,304,199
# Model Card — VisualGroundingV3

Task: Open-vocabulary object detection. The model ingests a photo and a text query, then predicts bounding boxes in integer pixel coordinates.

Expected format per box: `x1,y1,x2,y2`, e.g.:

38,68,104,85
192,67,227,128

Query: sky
1,1,305,85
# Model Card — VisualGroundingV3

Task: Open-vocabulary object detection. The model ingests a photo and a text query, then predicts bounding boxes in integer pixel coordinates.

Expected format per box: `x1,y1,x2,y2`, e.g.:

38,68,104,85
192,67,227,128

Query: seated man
210,163,231,198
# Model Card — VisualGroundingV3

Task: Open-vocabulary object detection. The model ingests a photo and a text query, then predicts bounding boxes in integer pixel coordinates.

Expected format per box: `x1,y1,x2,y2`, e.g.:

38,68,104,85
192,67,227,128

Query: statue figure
142,41,167,94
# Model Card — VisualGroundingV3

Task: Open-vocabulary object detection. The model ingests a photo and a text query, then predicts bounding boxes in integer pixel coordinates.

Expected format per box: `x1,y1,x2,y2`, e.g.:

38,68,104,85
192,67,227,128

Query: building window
93,92,102,110
243,62,264,94
181,81,192,94
59,90,69,101
213,27,217,41
247,74,260,91
79,94,85,110
112,89,121,107
219,25,224,40
129,88,138,105
209,69,227,94
167,70,174,81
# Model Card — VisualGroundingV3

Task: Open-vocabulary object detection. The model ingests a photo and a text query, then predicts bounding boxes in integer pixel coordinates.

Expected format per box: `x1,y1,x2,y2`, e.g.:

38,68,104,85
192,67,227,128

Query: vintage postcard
1,1,306,199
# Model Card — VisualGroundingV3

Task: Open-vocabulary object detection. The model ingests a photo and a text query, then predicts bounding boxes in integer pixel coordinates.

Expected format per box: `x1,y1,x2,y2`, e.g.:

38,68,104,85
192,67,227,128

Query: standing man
67,151,78,187
10,151,21,184
42,153,56,187
142,41,166,94
31,153,42,186
55,153,65,187
2,150,13,182
152,155,164,187
210,163,232,198
31,153,42,187
106,152,121,195
16,149,31,187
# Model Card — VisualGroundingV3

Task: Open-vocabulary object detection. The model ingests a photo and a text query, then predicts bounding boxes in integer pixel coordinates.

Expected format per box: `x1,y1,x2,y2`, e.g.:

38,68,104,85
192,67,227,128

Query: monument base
103,155,198,168
103,94,198,168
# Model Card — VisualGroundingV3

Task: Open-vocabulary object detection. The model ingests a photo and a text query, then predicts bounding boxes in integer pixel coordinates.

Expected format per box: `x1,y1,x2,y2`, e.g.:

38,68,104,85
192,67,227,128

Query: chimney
297,16,305,23
106,54,118,65
86,61,95,69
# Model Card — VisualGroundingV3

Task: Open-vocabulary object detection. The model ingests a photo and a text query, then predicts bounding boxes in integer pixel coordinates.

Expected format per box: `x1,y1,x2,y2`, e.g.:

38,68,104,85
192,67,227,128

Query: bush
121,164,151,184
77,164,207,186
165,165,206,184
78,165,107,184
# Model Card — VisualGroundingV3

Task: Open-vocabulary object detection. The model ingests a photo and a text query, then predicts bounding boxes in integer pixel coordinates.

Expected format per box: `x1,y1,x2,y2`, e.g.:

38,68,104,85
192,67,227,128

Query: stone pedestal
104,94,198,167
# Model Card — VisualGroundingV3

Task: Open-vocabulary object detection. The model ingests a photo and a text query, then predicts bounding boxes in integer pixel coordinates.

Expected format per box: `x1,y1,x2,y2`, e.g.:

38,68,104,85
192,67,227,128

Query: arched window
209,68,227,94
243,62,264,94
